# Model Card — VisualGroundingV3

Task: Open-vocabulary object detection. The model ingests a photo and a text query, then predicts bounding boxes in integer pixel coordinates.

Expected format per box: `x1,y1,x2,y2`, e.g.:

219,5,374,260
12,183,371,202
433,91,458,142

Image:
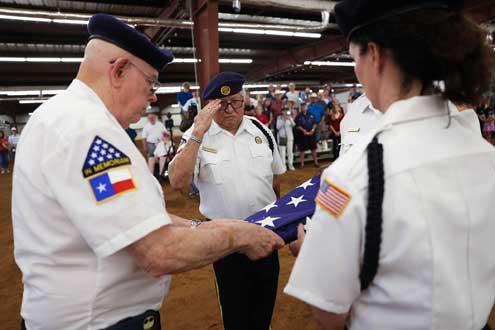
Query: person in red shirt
254,105,269,125
327,102,345,160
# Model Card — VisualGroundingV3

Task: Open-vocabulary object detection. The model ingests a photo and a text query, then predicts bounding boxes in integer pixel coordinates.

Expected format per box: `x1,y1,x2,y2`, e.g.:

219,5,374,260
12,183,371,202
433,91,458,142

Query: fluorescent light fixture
219,58,253,64
304,61,356,67
52,19,87,25
280,84,288,88
42,90,64,95
172,58,252,64
219,27,321,38
8,91,41,96
0,14,51,23
244,84,271,88
20,100,46,104
250,90,269,95
0,57,83,63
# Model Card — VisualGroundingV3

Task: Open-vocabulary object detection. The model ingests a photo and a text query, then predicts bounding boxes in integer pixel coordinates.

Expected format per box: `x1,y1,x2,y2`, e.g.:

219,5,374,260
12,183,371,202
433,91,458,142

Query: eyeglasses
109,59,161,94
220,99,244,111
129,62,161,94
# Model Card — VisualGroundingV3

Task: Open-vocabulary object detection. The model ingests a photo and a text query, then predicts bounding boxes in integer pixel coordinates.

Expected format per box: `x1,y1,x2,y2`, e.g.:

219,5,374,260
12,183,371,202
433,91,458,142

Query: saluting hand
192,99,221,138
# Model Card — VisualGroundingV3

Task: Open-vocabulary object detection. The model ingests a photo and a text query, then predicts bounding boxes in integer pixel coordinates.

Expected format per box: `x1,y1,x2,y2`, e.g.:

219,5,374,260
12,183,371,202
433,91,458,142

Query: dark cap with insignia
334,0,464,40
202,72,246,100
87,13,174,71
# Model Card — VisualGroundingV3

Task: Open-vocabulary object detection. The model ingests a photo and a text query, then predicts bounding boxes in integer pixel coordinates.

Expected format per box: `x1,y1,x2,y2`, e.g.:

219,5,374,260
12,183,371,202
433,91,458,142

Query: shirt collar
381,95,449,127
67,79,123,128
209,116,258,137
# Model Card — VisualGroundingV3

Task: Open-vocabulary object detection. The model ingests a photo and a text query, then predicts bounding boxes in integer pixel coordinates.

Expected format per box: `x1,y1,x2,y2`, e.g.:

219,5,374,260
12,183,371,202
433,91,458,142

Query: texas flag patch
315,179,352,218
83,136,136,203
88,167,136,202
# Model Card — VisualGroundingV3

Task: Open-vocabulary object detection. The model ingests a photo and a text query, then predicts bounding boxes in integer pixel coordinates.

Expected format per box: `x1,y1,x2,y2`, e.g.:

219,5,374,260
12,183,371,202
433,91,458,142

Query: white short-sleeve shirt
285,95,495,330
340,94,382,156
12,79,172,330
177,116,286,219
142,120,167,144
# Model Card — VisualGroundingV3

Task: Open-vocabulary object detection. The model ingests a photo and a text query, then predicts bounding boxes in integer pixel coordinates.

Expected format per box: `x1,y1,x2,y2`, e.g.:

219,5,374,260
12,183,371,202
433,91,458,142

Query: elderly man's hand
192,99,221,138
238,223,285,260
289,223,306,257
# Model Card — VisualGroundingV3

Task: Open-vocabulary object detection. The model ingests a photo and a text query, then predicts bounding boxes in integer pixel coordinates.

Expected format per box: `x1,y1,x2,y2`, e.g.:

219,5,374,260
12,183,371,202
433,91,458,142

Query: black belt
21,310,161,330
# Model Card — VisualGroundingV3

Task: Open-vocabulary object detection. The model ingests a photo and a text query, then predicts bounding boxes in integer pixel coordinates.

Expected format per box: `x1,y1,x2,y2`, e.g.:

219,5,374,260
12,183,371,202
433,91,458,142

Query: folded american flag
245,175,321,243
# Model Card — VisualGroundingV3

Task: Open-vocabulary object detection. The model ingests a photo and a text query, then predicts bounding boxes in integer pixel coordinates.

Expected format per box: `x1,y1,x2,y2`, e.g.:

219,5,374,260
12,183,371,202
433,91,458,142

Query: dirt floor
1,160,494,330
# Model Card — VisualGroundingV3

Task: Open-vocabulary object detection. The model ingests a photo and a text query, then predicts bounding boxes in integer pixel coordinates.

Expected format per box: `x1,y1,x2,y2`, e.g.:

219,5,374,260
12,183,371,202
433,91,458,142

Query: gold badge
255,136,262,144
143,316,155,330
220,85,231,96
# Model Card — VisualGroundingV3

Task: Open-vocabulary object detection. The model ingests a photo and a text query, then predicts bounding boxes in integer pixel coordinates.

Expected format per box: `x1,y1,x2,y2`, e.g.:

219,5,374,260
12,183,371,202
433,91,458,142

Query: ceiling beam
246,36,345,81
220,0,336,12
144,0,182,41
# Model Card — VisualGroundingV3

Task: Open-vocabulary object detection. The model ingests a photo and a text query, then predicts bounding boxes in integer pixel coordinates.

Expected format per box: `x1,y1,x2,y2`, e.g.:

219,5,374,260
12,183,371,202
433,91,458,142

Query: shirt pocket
249,144,273,177
199,152,224,184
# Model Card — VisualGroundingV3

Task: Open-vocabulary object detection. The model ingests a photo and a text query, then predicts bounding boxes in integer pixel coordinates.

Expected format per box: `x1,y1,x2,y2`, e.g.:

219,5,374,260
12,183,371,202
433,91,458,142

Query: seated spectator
153,131,175,178
254,105,269,125
0,131,9,174
327,102,345,160
295,102,318,168
276,106,296,171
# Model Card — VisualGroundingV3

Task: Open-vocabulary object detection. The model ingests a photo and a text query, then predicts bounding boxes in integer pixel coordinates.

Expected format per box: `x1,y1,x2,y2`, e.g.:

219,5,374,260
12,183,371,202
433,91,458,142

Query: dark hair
0,131,4,138
350,8,494,106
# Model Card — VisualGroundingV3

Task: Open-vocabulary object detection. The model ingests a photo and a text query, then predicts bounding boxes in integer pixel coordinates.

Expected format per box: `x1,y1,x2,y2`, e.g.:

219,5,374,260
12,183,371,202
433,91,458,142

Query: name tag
202,146,218,154
347,128,360,132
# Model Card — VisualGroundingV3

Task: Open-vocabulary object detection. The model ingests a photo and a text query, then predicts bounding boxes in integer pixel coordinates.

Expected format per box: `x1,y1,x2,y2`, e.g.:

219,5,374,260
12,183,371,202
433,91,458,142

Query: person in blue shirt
295,101,319,168
176,82,193,117
307,92,326,144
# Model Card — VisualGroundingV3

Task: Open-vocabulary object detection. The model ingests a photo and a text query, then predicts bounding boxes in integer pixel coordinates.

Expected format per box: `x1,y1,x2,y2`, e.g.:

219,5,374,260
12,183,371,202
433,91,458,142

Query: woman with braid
284,1,495,330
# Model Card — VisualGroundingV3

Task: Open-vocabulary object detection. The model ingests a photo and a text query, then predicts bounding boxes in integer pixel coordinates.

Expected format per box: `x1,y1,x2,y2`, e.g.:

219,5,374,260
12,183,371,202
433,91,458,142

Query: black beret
335,0,464,41
202,72,246,100
88,13,174,72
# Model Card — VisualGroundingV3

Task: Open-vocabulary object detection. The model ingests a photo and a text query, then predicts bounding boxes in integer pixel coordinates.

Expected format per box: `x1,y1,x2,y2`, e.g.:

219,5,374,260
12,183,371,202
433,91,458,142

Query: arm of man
311,307,348,330
168,100,221,192
127,215,285,276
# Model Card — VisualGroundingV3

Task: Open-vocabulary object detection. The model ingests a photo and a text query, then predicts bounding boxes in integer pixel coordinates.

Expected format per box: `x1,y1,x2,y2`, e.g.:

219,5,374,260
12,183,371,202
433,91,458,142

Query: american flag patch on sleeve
315,179,352,218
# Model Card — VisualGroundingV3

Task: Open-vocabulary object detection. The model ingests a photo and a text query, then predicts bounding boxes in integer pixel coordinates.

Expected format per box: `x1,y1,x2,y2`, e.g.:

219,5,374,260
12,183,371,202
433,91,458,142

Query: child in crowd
254,105,269,125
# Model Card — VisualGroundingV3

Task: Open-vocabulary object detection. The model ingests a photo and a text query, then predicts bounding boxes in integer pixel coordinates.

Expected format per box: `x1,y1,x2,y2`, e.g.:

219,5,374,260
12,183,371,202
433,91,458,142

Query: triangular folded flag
245,175,321,243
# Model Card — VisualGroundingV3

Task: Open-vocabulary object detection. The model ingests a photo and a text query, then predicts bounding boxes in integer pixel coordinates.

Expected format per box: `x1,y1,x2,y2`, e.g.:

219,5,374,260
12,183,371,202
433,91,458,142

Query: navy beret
88,13,174,72
335,0,464,40
202,72,246,100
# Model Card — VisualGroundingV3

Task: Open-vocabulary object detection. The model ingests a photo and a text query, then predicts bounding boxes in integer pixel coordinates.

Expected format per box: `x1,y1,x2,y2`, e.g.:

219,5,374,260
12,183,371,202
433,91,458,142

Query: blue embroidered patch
82,136,131,178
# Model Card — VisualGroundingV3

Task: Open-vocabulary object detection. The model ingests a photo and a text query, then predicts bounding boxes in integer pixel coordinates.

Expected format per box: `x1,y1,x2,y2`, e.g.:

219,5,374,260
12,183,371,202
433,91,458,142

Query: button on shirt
179,117,286,219
340,94,382,156
285,95,495,330
142,121,167,144
12,79,172,330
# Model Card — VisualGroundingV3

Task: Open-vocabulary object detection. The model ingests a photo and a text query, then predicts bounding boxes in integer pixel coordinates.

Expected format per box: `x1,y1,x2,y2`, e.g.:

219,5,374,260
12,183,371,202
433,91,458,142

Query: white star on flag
107,154,113,159
260,201,277,213
109,148,115,153
115,152,121,157
93,146,100,151
256,216,280,228
96,183,106,193
103,143,108,149
287,195,307,208
91,152,97,158
98,156,104,162
101,150,107,155
88,159,95,165
298,179,315,190
96,139,102,144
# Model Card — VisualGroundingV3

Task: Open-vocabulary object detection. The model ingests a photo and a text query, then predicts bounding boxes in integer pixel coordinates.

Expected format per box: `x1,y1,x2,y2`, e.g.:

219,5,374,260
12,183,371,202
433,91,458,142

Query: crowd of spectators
0,127,20,174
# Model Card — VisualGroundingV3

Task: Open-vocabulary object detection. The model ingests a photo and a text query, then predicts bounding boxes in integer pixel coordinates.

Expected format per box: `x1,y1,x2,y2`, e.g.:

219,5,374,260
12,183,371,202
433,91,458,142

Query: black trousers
213,251,279,330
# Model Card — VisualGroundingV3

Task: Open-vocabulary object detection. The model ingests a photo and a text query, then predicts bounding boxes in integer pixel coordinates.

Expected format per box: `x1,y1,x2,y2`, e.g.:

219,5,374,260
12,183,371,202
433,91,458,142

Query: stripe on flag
315,179,351,218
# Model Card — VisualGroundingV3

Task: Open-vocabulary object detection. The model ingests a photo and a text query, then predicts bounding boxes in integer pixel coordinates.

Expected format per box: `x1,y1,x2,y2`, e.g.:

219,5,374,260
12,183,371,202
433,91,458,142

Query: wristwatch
191,219,202,228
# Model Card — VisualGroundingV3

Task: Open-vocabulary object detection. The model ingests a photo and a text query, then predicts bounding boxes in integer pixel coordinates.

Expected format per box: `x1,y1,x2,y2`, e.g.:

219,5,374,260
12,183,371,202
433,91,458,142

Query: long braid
360,136,385,291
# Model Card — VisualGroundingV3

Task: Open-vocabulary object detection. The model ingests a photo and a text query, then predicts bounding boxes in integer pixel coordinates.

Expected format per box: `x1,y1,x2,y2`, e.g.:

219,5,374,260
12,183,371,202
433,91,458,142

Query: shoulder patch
82,135,131,178
315,178,352,218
